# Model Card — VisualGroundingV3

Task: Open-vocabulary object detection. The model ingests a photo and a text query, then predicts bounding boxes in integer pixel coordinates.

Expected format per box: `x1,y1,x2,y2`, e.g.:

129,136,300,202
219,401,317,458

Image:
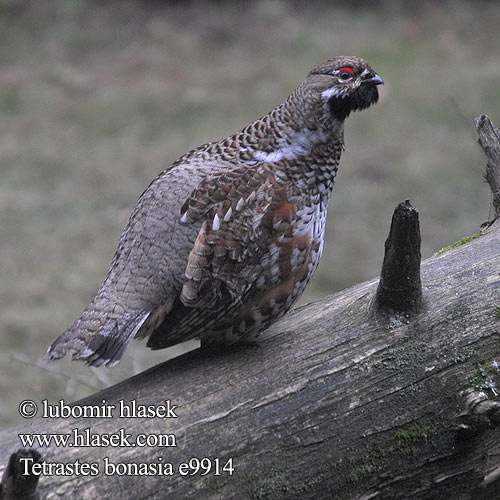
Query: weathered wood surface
0,217,499,500
375,199,422,314
476,115,500,220
0,449,41,500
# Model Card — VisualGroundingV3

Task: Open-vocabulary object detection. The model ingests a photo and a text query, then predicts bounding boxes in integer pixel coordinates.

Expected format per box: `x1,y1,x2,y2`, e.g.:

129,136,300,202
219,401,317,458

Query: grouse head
305,56,383,121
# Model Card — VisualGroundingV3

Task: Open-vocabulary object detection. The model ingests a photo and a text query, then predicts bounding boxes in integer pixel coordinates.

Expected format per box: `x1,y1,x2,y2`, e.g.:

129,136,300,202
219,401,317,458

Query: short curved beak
363,73,384,85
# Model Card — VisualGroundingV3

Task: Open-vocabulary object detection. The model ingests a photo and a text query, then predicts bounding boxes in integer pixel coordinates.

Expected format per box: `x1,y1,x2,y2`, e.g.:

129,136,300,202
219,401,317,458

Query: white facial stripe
321,87,343,100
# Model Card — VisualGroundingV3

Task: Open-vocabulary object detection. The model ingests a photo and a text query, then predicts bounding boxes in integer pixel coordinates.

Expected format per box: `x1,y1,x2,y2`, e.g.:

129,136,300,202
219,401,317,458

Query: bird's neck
240,91,345,169
235,90,345,199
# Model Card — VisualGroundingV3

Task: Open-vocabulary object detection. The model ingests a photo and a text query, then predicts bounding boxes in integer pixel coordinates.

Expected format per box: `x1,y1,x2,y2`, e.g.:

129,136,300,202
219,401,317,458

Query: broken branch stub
474,114,500,221
0,448,42,500
375,200,423,314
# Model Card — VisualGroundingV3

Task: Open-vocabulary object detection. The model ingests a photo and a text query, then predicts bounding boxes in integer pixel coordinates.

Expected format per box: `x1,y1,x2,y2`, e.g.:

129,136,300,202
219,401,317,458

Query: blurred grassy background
1,0,499,428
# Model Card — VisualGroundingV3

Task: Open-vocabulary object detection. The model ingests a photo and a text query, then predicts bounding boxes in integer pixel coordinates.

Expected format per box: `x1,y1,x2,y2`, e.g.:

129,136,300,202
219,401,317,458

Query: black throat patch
328,84,379,121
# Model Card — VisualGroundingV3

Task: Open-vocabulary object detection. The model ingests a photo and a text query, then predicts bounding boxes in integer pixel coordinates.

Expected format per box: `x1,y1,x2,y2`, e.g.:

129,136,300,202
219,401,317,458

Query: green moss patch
434,233,482,256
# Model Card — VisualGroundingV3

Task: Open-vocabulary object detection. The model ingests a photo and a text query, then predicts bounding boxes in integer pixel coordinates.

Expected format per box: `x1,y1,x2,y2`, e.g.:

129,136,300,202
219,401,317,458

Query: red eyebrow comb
338,67,354,74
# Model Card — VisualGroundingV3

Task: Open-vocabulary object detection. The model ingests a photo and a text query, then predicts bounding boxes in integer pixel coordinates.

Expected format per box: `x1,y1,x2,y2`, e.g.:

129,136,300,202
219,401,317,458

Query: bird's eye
339,69,353,81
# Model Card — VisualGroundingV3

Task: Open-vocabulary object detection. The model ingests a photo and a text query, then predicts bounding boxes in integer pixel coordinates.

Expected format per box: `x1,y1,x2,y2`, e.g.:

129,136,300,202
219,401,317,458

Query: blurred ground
1,0,499,428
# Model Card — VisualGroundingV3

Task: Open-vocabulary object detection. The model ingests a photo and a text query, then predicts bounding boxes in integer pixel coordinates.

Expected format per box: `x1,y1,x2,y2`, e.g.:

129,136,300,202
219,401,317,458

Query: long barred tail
45,302,150,367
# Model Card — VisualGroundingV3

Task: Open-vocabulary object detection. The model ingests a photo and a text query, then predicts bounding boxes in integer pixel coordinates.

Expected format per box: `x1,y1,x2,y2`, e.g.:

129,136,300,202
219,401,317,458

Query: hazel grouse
46,56,383,367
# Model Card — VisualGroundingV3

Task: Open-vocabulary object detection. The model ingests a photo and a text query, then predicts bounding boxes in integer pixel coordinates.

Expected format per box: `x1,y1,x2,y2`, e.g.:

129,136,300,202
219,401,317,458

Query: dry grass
1,0,499,428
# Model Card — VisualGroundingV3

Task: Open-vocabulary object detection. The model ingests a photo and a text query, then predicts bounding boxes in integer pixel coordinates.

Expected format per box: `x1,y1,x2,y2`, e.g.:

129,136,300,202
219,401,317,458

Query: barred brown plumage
46,56,383,367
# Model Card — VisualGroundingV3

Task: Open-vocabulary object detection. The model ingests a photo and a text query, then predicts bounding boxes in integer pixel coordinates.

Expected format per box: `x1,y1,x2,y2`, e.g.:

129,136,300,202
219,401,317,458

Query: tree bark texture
475,115,500,221
0,449,41,500
375,199,422,314
0,116,499,500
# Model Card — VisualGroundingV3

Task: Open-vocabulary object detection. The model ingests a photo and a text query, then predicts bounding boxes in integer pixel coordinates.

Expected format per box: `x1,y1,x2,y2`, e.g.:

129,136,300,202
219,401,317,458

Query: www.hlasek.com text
19,427,176,448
